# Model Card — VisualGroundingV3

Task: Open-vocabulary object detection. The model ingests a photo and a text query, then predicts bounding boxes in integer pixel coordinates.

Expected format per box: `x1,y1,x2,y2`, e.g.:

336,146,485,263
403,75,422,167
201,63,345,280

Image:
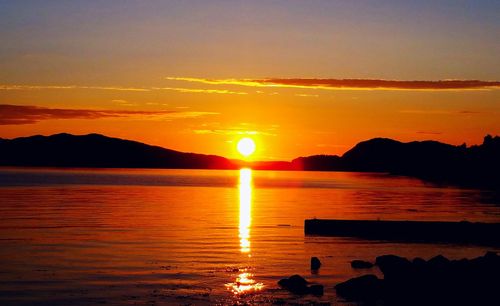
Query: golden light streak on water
225,270,265,295
239,168,252,254
225,168,264,295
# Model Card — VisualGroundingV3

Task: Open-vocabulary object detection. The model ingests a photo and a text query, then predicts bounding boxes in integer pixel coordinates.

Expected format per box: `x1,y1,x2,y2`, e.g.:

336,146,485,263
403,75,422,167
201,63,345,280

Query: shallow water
0,168,499,305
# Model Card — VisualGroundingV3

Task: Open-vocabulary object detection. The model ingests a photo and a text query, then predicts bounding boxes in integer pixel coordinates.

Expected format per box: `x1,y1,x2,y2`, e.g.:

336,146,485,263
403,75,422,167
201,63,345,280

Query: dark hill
342,138,466,175
0,133,235,169
1,133,498,189
290,154,343,171
292,135,500,189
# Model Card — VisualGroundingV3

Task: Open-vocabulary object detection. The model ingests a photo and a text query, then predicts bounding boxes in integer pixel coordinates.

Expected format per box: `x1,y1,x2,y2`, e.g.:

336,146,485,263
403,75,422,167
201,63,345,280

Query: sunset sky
1,1,499,160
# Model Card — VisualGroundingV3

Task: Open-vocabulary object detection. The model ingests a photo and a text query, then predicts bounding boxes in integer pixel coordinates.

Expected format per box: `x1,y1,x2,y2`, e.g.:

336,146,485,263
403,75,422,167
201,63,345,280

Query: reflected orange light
225,169,264,295
225,270,264,295
239,168,252,253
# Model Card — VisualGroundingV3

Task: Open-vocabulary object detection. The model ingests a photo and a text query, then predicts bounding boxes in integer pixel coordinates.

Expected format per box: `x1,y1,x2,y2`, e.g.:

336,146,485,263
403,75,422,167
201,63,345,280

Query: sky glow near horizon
0,0,499,160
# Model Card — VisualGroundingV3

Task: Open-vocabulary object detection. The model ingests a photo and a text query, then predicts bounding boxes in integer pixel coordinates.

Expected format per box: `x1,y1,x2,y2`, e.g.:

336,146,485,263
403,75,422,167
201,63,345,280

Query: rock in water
308,284,324,296
337,252,500,305
375,254,412,280
311,257,321,270
278,274,309,294
351,260,374,269
278,274,324,296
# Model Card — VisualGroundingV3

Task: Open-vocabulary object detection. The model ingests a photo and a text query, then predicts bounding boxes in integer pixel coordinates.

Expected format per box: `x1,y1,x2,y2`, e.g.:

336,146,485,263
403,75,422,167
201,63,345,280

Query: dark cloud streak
0,104,214,125
259,78,500,90
167,77,500,91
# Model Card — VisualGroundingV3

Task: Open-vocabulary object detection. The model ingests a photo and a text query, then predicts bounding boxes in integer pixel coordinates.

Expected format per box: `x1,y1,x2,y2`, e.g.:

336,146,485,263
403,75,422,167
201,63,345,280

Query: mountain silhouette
0,133,234,169
0,133,498,189
292,135,500,189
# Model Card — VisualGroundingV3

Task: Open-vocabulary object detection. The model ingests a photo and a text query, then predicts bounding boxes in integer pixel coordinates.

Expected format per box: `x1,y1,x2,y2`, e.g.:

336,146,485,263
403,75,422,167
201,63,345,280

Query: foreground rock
278,274,324,296
375,254,412,280
335,274,382,301
335,252,500,305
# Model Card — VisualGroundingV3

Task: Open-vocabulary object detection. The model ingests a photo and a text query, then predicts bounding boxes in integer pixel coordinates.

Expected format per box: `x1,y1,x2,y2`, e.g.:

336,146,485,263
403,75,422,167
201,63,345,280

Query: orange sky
1,1,499,160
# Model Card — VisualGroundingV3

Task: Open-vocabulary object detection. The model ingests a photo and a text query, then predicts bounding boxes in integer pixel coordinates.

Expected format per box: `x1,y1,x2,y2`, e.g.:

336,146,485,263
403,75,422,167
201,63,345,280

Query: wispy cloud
0,85,149,92
193,129,275,136
416,131,443,135
4,78,498,94
400,109,481,115
295,93,319,97
0,84,247,95
192,122,278,137
164,111,219,119
457,110,482,114
153,87,247,95
111,99,141,107
166,77,500,91
166,77,265,87
0,104,218,125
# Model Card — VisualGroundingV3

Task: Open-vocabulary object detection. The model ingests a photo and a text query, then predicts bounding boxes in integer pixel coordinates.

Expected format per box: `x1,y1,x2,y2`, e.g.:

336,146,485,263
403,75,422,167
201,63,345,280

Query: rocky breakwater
335,251,500,305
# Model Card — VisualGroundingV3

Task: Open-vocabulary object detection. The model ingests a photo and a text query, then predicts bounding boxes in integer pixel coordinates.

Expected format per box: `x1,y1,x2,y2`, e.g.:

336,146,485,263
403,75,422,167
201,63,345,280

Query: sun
237,138,256,157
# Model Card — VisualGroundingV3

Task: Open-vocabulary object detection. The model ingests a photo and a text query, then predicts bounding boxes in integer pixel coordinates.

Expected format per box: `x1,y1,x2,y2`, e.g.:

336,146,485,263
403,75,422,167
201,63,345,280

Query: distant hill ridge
0,133,233,169
0,133,499,189
292,135,499,189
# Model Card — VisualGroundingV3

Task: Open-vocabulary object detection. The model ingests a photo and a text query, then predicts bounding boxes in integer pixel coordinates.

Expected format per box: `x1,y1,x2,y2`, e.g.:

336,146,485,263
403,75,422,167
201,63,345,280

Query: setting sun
237,138,256,157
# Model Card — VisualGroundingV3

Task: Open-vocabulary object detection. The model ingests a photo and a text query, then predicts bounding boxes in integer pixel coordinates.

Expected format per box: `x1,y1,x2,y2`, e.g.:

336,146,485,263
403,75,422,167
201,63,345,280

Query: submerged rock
351,260,373,269
311,257,321,270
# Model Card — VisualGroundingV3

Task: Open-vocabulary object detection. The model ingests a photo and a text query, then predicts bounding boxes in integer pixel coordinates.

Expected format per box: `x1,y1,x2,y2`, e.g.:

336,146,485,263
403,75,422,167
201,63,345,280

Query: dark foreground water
0,168,499,305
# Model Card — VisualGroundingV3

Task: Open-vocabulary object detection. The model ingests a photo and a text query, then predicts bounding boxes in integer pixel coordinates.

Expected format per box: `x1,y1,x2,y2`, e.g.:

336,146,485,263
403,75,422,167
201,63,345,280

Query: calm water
0,168,499,305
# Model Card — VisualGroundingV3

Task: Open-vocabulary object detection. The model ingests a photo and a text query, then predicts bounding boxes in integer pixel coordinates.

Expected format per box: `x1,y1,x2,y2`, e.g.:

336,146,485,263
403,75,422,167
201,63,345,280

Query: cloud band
0,104,217,125
166,77,500,91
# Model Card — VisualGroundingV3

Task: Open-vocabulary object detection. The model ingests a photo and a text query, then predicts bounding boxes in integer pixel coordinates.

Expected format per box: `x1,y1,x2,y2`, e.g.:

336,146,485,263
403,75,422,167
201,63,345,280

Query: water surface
0,168,499,305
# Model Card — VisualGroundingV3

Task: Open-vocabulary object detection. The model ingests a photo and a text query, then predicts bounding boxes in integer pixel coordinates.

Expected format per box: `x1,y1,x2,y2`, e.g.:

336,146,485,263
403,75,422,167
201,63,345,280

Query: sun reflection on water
239,168,252,254
225,269,265,295
225,168,264,295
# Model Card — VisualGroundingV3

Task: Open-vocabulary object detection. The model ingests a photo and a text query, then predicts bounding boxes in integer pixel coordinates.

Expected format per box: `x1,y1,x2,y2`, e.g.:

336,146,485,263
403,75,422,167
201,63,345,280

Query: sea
0,168,499,305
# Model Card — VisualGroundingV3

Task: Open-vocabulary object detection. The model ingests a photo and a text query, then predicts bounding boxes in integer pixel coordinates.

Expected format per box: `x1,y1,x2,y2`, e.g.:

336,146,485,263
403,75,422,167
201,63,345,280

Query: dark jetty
335,252,500,305
305,219,500,246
